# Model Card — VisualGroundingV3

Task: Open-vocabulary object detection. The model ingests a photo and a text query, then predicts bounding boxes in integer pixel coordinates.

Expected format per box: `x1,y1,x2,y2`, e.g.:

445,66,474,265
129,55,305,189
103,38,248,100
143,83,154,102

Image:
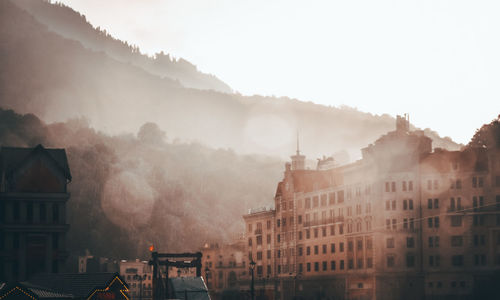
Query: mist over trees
0,108,283,259
0,0,460,162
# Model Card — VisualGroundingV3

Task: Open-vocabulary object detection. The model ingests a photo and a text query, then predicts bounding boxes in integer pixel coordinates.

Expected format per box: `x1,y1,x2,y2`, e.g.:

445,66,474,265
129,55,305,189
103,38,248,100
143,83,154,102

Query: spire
296,130,300,155
291,129,305,170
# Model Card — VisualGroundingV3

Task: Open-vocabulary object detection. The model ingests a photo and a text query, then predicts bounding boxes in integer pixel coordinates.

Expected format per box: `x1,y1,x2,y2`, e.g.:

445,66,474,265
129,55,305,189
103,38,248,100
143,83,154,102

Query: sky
58,0,500,145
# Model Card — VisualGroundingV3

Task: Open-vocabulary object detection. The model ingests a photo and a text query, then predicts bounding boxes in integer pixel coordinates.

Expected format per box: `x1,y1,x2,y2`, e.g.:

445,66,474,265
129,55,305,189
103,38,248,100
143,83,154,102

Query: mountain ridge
0,0,461,162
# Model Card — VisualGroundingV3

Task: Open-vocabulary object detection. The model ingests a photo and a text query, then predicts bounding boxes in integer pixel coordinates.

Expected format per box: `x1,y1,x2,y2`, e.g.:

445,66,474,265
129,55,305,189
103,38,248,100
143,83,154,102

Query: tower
290,132,305,170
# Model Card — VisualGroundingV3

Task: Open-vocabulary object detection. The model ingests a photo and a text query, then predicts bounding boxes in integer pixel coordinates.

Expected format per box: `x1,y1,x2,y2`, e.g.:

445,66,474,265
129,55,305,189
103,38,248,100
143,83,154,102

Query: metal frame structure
149,251,202,300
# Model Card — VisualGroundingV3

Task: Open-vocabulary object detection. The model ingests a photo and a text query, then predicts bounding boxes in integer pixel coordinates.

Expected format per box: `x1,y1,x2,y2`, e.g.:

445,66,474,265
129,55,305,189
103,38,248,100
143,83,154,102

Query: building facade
0,145,72,282
244,116,500,300
201,240,248,299
119,259,153,300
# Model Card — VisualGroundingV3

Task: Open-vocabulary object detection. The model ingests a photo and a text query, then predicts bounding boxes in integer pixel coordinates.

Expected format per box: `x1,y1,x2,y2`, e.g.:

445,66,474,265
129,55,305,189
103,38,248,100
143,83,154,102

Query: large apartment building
244,115,500,300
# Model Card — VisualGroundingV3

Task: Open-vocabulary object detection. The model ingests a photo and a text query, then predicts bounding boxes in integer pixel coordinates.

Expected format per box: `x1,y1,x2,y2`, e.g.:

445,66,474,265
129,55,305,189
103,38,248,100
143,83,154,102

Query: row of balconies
303,216,345,227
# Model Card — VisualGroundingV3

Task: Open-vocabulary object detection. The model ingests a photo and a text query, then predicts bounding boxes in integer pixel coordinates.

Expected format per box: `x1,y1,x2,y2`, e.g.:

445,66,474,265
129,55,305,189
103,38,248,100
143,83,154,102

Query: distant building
201,240,248,299
0,145,72,281
119,259,153,300
244,115,500,300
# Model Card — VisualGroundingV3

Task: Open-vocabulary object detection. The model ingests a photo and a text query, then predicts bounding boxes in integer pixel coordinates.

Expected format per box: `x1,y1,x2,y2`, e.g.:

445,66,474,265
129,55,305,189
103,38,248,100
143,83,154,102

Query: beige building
244,115,500,300
120,259,153,300
201,240,248,299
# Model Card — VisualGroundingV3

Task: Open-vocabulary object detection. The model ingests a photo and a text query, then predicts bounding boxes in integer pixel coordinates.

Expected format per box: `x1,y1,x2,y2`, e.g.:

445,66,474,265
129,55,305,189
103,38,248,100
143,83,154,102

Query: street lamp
133,274,147,300
249,260,256,300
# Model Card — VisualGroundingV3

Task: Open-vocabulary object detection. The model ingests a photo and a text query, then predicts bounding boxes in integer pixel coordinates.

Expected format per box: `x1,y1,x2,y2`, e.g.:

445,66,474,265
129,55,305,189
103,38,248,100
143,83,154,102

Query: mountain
0,107,283,258
0,0,460,162
12,0,232,93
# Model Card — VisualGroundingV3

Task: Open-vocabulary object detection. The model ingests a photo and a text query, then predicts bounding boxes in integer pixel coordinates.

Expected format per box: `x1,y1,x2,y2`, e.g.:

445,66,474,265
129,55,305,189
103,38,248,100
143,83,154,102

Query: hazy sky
58,0,500,144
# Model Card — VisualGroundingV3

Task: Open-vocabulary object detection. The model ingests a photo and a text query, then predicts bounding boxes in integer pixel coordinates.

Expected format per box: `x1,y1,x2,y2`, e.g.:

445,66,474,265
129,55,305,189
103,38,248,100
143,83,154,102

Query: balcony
254,228,263,235
303,216,344,227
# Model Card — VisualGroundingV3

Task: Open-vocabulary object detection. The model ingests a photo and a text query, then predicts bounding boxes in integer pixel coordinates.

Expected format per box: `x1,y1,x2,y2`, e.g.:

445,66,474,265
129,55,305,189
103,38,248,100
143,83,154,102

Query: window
330,225,335,235
322,261,327,271
339,242,344,252
307,263,311,272
348,259,354,269
322,227,327,237
314,228,318,238
314,262,319,271
386,201,390,211
337,190,344,203
402,181,407,191
387,255,395,268
267,250,272,259
26,202,33,223
367,257,373,268
329,192,335,205
267,234,271,244
298,231,303,240
355,239,362,251
298,215,302,224
409,199,413,210
340,260,345,270
306,246,311,255
392,219,397,230
406,254,415,267
407,237,415,248
409,181,413,191
366,237,373,249
387,238,395,248
348,241,353,252
451,255,464,267
392,182,396,192
386,182,390,192
451,236,463,247
434,180,439,190
267,220,271,229
434,198,439,209
257,251,262,260
403,199,408,210
321,194,327,206
314,245,319,255
357,258,363,269
256,236,262,245
386,219,391,230
331,243,336,253
39,203,46,222
392,200,396,210
305,198,311,209
248,238,253,246
313,196,319,207
451,216,462,227
331,260,336,270
277,219,280,227
306,229,310,239
322,244,327,254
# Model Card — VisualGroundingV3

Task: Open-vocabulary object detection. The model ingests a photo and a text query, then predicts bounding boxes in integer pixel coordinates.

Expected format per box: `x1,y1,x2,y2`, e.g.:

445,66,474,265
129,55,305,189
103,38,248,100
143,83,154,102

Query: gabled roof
26,273,126,299
0,144,72,181
169,277,210,300
0,282,73,299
